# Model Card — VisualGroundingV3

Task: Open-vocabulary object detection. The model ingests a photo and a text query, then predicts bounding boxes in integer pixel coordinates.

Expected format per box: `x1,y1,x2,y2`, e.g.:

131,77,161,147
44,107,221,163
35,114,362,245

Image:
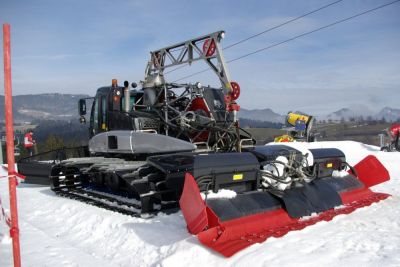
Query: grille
140,118,160,130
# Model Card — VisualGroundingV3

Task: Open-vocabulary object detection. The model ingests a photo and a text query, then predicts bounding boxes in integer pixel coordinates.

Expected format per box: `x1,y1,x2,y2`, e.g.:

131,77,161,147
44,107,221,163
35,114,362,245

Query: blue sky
0,0,399,115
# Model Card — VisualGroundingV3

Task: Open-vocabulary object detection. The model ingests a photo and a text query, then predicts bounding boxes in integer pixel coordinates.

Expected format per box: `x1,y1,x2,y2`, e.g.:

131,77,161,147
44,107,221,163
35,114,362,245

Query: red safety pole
3,23,21,267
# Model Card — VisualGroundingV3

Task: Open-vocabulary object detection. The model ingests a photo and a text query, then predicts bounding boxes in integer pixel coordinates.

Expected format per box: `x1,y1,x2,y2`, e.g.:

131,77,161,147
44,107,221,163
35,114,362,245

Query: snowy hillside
1,141,399,267
0,94,89,122
325,106,400,122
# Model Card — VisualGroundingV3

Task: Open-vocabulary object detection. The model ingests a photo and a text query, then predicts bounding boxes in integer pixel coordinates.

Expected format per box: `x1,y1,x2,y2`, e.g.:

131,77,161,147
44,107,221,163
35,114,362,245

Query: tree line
11,119,89,160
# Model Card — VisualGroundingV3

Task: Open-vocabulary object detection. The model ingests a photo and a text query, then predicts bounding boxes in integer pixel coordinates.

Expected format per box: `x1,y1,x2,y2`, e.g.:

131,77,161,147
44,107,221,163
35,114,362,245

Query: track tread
55,188,179,217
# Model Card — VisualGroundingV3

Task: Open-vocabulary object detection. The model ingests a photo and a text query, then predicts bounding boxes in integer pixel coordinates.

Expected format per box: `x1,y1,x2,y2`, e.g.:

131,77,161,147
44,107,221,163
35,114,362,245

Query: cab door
99,95,108,132
89,94,108,137
89,97,99,137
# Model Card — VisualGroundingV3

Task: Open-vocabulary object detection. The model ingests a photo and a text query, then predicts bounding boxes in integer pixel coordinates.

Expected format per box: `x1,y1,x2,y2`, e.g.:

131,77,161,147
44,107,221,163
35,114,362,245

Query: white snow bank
0,141,399,267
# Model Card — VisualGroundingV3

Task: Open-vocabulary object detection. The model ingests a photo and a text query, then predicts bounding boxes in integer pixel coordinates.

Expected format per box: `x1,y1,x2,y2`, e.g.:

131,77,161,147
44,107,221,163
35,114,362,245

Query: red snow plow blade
179,155,390,257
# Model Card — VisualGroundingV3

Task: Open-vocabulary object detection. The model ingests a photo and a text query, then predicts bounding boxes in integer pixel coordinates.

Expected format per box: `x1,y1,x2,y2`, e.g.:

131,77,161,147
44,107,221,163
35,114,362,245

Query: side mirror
79,116,86,124
78,99,86,116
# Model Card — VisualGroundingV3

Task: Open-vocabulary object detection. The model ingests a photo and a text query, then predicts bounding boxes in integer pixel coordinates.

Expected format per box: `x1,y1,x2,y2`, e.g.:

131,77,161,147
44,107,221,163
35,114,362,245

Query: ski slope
1,141,399,267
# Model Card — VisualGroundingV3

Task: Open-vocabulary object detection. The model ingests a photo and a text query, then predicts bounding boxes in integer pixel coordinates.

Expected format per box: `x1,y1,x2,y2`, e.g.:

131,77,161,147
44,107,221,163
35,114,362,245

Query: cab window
101,95,107,131
121,95,136,111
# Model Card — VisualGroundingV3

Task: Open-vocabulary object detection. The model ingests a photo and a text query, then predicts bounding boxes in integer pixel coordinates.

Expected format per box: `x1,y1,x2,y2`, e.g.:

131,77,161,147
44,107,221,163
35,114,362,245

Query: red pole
3,23,21,267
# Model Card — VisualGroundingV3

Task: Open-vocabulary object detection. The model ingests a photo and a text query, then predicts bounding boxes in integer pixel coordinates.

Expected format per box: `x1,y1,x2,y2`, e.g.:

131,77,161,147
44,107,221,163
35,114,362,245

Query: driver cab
79,80,144,137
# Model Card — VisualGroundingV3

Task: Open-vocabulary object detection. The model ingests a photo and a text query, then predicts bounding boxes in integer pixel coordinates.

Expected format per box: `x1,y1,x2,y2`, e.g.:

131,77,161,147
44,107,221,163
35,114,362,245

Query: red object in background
179,155,390,257
389,123,400,138
3,23,21,267
24,132,34,148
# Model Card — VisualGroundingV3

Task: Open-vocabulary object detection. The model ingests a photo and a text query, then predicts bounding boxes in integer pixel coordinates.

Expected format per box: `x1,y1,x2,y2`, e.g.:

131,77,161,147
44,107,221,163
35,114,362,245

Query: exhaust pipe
124,80,130,112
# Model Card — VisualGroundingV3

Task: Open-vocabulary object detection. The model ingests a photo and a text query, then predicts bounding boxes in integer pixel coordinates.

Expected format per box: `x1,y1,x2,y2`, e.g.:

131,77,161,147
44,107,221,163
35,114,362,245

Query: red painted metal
226,101,240,112
180,155,391,257
3,23,21,267
203,39,216,57
198,191,389,257
350,155,390,188
188,97,211,118
179,173,209,234
223,82,241,112
229,82,240,100
187,97,211,142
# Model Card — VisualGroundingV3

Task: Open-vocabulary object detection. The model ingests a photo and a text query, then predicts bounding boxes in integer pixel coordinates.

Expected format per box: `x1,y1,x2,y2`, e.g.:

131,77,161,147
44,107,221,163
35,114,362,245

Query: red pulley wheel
203,38,216,57
230,82,240,100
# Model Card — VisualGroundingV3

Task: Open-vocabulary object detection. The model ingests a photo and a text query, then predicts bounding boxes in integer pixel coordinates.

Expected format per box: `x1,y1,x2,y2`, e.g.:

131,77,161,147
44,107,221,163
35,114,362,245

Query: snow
1,141,400,267
200,189,237,200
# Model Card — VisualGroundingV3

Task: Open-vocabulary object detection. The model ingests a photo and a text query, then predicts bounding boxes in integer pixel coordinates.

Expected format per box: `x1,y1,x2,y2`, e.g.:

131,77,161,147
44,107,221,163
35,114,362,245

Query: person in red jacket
389,123,400,151
24,130,35,156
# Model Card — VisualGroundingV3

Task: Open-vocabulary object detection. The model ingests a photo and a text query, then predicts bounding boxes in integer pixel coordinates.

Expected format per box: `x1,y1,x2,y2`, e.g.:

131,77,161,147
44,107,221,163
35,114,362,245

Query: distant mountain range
0,93,398,124
239,108,285,123
0,93,89,122
326,107,400,122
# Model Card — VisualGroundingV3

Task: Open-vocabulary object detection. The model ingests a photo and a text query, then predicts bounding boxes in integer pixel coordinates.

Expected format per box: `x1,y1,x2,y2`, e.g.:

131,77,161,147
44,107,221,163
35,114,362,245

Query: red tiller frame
3,23,21,267
180,155,390,257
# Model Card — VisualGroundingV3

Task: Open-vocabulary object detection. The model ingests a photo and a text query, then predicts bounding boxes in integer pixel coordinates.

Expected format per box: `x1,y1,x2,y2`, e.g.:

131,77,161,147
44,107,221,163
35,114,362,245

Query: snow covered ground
1,141,399,267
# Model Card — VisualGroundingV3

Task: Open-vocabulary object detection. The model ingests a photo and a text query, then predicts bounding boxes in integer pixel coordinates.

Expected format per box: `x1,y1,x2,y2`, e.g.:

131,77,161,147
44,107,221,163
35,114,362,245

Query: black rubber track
55,188,179,218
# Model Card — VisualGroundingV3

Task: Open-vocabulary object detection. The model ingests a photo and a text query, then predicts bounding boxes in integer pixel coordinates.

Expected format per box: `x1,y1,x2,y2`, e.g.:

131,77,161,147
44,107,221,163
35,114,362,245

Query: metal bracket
145,31,232,91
